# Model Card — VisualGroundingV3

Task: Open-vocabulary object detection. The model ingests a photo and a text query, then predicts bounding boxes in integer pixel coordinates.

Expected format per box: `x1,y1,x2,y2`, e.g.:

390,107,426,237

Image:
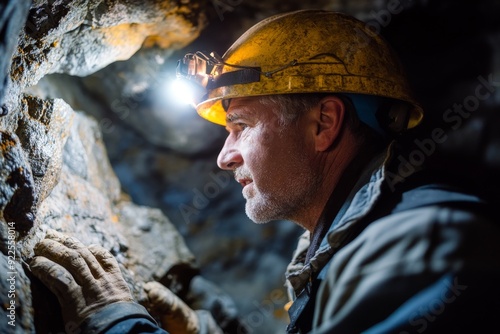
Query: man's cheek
262,122,283,142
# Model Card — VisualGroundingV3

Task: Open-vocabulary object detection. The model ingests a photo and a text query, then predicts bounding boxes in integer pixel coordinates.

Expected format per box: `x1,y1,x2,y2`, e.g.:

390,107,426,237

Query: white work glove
143,281,223,334
30,229,134,327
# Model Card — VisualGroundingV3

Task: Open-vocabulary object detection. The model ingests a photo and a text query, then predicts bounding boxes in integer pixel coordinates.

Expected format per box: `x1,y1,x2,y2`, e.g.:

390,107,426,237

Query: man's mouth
237,178,253,188
234,168,253,188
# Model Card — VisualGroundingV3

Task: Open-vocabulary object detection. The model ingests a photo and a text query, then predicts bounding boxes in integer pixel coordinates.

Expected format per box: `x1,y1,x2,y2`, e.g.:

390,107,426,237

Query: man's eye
236,123,248,130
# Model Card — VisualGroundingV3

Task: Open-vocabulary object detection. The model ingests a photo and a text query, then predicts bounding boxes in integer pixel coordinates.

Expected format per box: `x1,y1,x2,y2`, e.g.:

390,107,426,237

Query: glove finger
34,239,94,287
46,231,107,280
87,245,133,299
30,256,82,305
143,281,176,312
87,244,122,275
143,281,174,300
143,282,199,334
143,281,173,298
143,281,164,292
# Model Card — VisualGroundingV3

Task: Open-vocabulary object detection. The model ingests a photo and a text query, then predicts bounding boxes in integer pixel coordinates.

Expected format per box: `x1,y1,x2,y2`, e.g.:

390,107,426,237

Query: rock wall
0,1,210,333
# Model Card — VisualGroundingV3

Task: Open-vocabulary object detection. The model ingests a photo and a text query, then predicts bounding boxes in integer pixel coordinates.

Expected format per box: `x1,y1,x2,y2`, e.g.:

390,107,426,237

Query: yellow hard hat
180,10,423,132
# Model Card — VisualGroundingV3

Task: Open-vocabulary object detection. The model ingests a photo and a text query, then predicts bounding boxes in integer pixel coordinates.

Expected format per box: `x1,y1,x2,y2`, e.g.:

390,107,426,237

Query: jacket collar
286,144,394,294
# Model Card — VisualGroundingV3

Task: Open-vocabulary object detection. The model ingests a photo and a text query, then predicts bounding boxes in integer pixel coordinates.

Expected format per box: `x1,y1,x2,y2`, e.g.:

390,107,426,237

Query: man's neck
294,129,364,232
304,143,379,262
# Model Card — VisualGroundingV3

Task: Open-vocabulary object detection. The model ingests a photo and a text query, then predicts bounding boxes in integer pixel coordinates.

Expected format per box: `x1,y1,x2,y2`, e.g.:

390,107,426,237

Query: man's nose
217,137,243,170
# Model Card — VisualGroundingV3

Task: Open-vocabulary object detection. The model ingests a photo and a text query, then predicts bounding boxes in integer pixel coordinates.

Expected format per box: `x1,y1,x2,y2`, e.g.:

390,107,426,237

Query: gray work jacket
285,146,500,333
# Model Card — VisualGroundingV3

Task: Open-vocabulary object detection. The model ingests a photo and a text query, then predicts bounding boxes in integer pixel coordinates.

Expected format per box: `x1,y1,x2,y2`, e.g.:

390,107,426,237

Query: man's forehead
226,97,261,110
225,97,263,120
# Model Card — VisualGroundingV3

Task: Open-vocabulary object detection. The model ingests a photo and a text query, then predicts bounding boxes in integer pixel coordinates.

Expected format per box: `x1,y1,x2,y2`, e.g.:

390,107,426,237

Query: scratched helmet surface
196,10,423,131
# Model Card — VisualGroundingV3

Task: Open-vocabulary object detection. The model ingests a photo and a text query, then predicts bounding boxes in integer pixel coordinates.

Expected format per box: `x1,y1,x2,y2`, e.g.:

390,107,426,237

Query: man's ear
314,96,345,152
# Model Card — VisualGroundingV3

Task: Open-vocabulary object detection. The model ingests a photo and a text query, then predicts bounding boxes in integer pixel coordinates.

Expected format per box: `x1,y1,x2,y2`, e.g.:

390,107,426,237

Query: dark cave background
0,0,498,333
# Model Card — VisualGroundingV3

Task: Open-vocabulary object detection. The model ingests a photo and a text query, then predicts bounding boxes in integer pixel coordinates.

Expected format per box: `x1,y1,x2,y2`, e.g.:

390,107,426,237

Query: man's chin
247,215,272,224
245,203,276,224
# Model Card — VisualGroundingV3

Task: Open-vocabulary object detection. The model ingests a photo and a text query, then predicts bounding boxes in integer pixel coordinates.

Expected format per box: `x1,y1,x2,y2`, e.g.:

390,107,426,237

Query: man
32,10,500,333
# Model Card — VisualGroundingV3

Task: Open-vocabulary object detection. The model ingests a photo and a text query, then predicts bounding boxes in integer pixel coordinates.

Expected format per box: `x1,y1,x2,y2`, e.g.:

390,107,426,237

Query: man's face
217,97,321,224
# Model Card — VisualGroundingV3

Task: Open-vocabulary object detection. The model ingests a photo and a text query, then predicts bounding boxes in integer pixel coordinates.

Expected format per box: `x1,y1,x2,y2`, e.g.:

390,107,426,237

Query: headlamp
175,50,304,109
176,52,222,89
175,51,262,106
174,52,219,106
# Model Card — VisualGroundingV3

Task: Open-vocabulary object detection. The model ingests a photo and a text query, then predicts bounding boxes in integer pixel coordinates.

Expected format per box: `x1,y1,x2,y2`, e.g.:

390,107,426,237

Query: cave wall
0,1,207,333
0,0,499,333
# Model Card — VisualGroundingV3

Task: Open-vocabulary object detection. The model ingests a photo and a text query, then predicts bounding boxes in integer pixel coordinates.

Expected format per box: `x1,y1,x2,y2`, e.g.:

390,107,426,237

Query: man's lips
234,168,253,188
237,179,253,187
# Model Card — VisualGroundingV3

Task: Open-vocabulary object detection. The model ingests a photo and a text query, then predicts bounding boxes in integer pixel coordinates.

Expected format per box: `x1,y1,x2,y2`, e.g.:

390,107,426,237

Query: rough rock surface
5,0,206,116
0,0,30,109
0,0,208,333
1,101,201,333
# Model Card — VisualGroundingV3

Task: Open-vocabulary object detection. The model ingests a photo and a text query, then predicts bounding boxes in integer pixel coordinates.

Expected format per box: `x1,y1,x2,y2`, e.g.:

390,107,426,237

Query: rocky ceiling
0,0,498,333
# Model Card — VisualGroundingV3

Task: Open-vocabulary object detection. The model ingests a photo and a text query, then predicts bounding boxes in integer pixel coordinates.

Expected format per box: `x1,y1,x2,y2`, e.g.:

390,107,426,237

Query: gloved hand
143,281,224,334
30,229,134,326
143,281,200,334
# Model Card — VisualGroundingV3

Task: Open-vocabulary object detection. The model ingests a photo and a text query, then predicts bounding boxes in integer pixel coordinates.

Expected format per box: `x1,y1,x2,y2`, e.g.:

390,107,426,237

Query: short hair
257,93,383,143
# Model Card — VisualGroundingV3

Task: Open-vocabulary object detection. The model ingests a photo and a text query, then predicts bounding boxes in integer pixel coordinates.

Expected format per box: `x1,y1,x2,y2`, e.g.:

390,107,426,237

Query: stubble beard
243,157,320,225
